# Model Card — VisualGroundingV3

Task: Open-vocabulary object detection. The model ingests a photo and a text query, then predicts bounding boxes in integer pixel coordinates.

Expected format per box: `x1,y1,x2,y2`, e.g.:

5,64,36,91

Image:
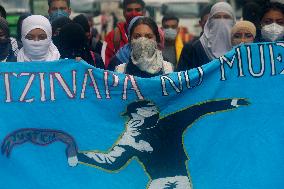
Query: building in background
1,0,278,38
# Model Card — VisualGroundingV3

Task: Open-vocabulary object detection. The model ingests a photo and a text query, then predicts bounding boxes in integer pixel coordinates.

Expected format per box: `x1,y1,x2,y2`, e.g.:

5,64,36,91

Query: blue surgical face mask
49,9,69,23
164,28,178,41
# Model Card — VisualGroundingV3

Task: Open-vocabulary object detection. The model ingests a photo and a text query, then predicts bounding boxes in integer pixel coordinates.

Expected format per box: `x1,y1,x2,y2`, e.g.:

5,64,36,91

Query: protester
102,0,146,68
57,23,104,69
0,5,6,19
51,16,72,47
177,3,212,71
0,17,16,62
114,17,173,78
73,14,92,48
231,21,256,46
260,2,284,42
108,16,166,71
107,16,142,71
73,14,102,56
161,15,183,69
178,2,236,71
17,15,60,62
48,0,71,23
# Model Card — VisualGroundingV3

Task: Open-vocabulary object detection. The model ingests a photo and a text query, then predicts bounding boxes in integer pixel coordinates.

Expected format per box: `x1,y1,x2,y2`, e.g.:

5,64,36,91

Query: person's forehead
50,0,68,8
214,12,230,16
163,19,178,26
126,3,143,9
133,24,153,33
235,29,252,34
27,28,47,35
263,9,284,19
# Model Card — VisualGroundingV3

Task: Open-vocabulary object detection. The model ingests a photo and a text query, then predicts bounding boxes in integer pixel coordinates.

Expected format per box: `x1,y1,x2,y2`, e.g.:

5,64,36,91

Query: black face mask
59,48,85,59
0,39,10,60
52,35,60,48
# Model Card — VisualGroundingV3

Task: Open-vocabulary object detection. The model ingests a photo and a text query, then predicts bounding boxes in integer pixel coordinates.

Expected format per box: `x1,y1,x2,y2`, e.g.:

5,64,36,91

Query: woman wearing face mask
114,17,174,78
17,15,60,62
231,21,256,46
108,16,165,71
177,2,236,71
0,17,16,62
57,23,105,69
260,2,284,42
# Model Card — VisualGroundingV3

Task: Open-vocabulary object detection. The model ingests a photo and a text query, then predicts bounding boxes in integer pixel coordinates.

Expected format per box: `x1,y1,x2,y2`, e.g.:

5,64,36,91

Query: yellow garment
175,33,184,65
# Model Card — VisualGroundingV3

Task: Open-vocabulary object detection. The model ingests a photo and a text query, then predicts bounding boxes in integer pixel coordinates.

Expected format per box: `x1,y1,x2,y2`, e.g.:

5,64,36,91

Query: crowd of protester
0,0,284,78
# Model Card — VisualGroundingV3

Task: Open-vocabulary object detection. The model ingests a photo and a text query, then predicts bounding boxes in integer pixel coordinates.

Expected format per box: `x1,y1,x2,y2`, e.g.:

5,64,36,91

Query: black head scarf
73,14,90,33
0,17,11,60
52,16,72,35
0,17,9,37
243,2,263,41
58,23,91,61
243,2,262,29
0,5,6,19
73,14,92,47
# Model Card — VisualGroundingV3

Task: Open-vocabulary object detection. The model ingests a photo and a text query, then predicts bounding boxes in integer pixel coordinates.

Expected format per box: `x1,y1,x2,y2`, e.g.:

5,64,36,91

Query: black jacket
177,39,210,71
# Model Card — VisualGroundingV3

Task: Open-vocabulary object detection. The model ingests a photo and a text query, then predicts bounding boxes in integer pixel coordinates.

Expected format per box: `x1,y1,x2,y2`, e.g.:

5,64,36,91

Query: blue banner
0,42,284,189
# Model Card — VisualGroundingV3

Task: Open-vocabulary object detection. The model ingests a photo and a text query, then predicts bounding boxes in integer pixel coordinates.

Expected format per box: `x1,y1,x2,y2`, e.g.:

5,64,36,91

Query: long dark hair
261,2,284,21
129,17,160,43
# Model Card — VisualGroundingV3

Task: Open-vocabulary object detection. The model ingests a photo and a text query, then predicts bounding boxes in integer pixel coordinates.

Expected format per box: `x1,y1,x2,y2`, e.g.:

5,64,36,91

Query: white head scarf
200,2,236,60
17,15,60,62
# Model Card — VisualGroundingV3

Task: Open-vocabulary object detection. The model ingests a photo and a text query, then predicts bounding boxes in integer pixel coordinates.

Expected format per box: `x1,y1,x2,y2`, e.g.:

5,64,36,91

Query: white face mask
209,19,234,31
22,38,51,61
207,19,234,57
164,28,178,41
131,37,157,59
261,23,284,42
131,37,163,74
